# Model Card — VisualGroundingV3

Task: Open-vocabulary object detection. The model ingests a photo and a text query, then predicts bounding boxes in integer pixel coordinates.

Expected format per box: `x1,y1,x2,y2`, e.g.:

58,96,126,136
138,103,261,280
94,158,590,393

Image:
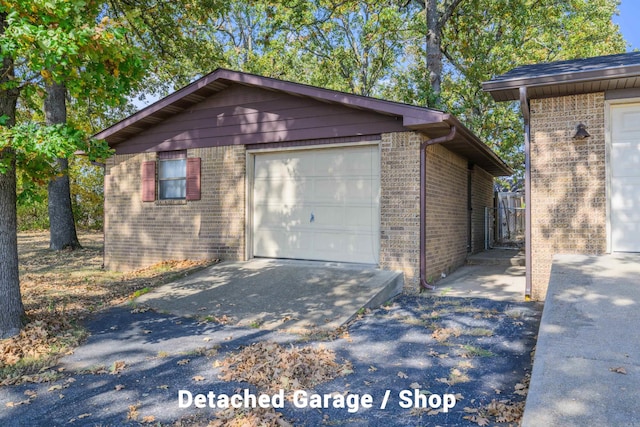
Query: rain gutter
419,125,457,291
519,86,532,299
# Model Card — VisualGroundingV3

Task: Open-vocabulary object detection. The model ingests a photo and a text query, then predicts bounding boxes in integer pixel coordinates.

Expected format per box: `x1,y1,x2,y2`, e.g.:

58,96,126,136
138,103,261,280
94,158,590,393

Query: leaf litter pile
219,341,353,393
1,231,215,386
209,342,353,426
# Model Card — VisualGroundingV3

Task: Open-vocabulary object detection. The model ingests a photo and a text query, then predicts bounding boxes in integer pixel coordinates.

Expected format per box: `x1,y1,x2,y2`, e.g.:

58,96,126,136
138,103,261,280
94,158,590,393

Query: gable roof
483,51,640,102
96,68,512,176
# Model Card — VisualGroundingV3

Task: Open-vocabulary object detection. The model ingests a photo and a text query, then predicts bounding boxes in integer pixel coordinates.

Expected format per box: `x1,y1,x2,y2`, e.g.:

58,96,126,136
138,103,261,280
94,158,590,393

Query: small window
158,151,187,200
141,151,200,202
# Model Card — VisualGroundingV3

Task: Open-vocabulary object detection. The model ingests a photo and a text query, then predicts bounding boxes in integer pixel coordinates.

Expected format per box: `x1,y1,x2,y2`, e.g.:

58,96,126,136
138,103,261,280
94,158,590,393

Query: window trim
158,151,187,200
141,150,201,202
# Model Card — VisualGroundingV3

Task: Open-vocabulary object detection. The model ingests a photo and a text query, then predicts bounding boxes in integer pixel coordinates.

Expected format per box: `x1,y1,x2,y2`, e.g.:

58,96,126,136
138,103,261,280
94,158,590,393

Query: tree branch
438,0,465,29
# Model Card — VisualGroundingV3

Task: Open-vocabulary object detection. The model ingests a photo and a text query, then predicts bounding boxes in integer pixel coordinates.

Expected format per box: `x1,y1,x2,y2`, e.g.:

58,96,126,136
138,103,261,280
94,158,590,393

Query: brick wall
104,146,246,270
379,132,421,289
471,167,495,254
380,132,487,291
530,93,607,300
424,141,470,281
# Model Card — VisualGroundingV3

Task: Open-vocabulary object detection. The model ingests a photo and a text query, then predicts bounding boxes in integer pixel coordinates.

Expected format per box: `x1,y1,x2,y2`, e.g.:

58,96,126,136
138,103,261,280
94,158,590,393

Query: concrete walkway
522,254,640,427
136,258,402,332
431,249,526,301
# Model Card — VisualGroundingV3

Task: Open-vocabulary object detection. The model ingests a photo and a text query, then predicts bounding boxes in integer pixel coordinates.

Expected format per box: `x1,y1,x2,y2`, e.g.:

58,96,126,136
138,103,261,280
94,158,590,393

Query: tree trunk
426,0,443,106
0,12,26,339
45,82,81,250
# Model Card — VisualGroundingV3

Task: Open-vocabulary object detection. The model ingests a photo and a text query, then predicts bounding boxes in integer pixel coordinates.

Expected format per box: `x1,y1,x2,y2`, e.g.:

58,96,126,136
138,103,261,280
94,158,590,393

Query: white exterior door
611,103,640,252
252,145,380,264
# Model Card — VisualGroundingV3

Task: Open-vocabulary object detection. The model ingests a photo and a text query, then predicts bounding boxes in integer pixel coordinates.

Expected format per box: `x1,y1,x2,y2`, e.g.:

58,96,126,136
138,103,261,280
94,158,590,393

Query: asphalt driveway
0,294,541,426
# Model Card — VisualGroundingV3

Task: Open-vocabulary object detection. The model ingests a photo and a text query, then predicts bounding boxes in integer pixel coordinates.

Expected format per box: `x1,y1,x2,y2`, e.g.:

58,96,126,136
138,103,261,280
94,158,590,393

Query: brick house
484,51,640,300
96,69,511,291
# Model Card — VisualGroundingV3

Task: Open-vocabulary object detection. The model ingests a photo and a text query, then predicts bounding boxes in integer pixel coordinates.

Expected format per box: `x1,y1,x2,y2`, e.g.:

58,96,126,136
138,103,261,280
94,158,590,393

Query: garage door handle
310,212,315,223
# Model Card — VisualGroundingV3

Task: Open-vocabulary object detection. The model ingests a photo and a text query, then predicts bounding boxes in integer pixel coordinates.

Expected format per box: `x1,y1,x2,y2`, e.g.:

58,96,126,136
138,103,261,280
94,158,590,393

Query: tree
0,0,145,338
0,11,24,339
385,0,625,179
419,0,464,106
46,83,81,249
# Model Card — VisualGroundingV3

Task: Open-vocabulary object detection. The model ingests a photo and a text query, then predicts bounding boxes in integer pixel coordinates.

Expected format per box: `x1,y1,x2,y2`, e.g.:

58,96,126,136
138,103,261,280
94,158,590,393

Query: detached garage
97,69,511,291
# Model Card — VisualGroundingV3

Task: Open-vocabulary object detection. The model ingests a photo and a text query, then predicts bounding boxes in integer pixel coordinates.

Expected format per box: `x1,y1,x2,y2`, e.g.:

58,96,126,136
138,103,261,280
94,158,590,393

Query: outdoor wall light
573,123,591,140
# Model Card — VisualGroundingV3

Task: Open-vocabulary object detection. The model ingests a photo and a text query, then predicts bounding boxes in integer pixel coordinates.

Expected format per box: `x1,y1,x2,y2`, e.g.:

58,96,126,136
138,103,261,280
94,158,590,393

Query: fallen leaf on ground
397,371,408,379
610,367,627,374
192,375,205,381
219,341,352,393
110,360,126,375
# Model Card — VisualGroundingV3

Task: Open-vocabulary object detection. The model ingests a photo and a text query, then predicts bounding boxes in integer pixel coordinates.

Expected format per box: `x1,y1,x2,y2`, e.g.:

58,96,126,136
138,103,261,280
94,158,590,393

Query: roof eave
407,115,513,177
96,68,448,144
483,63,640,101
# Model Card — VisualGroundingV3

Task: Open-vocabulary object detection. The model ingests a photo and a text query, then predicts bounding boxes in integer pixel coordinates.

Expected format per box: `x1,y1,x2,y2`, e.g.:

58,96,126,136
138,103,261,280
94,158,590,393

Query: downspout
519,87,532,299
420,125,457,291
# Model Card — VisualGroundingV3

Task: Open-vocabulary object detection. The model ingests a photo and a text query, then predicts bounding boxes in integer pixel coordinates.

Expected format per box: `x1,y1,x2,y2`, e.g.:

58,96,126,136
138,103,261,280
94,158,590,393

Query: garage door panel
311,231,378,264
612,106,640,139
252,145,380,264
310,205,377,229
314,178,378,203
611,104,640,252
254,205,306,228
344,206,378,228
253,177,309,204
611,143,640,177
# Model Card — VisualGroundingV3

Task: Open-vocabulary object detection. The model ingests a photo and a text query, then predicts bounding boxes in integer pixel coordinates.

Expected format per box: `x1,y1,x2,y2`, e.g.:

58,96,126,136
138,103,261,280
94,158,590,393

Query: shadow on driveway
135,258,403,332
0,293,541,427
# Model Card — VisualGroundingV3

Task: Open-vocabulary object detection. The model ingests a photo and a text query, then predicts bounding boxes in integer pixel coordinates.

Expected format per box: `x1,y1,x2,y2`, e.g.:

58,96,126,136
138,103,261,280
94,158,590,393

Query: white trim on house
606,97,640,253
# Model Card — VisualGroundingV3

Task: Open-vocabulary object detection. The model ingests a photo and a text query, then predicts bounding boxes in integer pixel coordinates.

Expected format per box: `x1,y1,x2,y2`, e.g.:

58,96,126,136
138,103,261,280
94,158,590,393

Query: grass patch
461,344,496,358
465,328,494,337
130,287,151,299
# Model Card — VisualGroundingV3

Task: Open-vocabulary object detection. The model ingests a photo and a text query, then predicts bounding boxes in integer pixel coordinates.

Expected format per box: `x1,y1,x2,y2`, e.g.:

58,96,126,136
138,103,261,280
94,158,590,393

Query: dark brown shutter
186,157,201,201
141,161,156,202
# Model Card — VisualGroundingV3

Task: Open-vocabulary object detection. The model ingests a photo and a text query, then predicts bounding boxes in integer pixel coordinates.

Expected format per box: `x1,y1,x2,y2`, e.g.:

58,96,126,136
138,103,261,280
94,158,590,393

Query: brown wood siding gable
141,161,156,202
186,157,201,201
113,85,407,154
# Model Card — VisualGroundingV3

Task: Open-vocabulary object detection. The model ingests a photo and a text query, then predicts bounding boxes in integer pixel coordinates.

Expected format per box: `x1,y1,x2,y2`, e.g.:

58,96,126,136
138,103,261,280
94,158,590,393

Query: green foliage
69,157,104,230
383,0,626,179
1,0,147,105
17,156,105,231
0,121,111,174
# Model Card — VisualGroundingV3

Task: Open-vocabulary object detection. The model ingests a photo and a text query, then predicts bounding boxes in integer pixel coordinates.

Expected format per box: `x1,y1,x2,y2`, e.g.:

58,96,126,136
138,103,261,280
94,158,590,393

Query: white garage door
252,145,380,264
611,103,640,252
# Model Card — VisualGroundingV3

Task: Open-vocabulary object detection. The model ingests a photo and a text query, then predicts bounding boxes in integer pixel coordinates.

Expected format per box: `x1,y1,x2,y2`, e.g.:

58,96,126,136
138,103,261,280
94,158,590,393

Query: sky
615,1,640,51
